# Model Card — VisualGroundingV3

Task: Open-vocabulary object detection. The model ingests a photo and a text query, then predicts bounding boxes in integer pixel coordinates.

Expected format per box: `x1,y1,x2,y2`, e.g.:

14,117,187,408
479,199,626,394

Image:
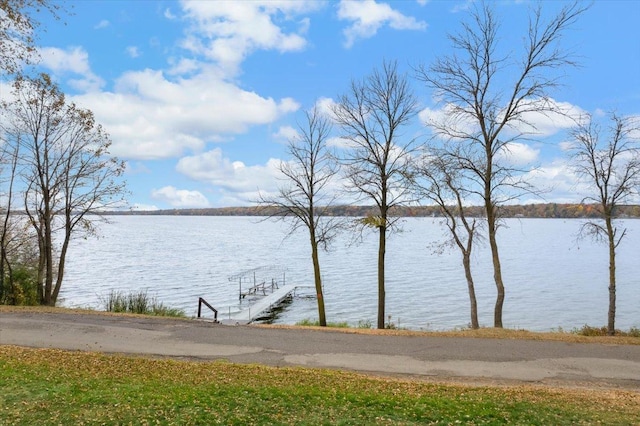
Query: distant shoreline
104,203,640,219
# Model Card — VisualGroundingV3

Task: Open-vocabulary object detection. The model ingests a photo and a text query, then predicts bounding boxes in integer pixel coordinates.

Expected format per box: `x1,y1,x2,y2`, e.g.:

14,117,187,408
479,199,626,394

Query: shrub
572,324,640,337
101,290,184,317
1,267,39,306
628,327,640,338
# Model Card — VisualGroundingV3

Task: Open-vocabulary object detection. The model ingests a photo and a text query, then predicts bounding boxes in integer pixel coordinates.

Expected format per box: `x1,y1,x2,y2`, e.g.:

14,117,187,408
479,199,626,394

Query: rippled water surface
60,216,639,331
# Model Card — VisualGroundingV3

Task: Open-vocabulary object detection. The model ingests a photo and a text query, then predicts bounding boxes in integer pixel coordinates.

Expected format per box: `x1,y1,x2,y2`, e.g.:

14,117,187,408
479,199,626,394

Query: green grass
295,318,387,329
1,346,638,425
295,318,351,328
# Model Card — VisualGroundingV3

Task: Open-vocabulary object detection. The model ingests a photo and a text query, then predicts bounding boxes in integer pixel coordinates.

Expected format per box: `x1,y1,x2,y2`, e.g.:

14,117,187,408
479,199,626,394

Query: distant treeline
109,203,640,219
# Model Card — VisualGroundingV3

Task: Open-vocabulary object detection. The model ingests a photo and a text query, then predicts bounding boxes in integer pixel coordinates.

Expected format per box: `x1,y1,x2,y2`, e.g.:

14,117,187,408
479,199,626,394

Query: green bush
1,267,39,306
101,290,185,317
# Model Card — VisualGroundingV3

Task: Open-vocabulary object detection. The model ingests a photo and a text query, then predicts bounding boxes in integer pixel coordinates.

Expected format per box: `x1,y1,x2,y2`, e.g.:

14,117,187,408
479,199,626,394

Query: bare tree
0,132,21,302
333,60,418,329
415,2,588,327
259,107,339,326
412,149,481,329
571,113,640,336
3,74,127,305
0,0,63,76
0,0,60,292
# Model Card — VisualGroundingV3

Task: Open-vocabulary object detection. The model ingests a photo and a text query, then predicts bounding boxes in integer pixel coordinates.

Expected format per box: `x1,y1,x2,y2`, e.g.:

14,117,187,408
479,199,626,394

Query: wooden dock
220,284,312,325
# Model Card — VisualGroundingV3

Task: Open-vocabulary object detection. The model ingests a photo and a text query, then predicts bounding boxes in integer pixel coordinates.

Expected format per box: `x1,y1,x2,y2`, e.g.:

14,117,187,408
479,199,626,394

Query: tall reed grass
101,290,185,317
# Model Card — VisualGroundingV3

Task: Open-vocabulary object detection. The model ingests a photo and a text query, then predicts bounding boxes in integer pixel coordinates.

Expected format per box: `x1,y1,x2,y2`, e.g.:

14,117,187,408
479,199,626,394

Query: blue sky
17,0,640,209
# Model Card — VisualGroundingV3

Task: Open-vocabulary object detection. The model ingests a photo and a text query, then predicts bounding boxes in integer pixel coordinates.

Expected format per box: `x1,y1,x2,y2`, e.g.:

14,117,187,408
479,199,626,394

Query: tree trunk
51,227,71,305
310,232,327,327
0,244,6,302
377,225,386,329
605,216,616,336
462,253,479,329
43,214,54,306
36,229,45,303
486,203,504,328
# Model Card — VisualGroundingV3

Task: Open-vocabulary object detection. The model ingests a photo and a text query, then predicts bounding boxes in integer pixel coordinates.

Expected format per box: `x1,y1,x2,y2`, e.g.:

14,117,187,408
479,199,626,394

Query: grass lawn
1,345,639,425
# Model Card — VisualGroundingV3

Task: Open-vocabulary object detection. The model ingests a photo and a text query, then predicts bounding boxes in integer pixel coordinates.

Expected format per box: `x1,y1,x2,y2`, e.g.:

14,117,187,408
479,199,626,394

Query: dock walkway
220,284,312,325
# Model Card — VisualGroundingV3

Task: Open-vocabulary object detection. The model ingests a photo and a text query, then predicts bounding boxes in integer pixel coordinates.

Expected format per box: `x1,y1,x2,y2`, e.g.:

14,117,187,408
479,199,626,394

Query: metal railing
197,297,218,322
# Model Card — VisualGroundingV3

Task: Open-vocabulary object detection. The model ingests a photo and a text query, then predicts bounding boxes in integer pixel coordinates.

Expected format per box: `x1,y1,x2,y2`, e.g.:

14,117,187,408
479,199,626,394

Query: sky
9,0,640,210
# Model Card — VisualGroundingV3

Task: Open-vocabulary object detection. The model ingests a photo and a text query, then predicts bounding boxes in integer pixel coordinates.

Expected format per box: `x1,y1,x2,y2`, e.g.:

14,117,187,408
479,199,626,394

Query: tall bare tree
1,0,63,297
571,113,640,336
415,2,588,327
413,150,481,329
259,107,339,326
0,0,63,76
0,131,21,302
1,0,63,291
333,60,418,329
3,74,127,305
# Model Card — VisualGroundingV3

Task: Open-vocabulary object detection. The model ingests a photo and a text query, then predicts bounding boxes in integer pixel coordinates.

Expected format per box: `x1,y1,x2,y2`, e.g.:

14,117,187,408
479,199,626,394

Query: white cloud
167,58,201,76
419,98,586,140
315,96,339,119
509,98,586,137
497,142,540,166
174,148,353,206
594,108,607,117
124,161,151,175
176,148,282,195
39,46,105,92
559,141,576,151
519,153,640,205
273,125,299,143
126,46,141,58
151,186,211,208
519,159,589,203
337,0,427,48
164,8,177,20
628,114,640,140
94,20,110,29
72,67,300,159
131,203,159,211
0,81,15,105
418,103,477,136
35,2,315,164
451,0,474,13
40,46,91,75
178,0,320,75
298,17,311,34
326,136,356,149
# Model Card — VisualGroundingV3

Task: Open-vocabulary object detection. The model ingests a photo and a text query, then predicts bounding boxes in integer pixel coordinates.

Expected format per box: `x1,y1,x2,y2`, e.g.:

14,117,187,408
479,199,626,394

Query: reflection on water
60,216,639,331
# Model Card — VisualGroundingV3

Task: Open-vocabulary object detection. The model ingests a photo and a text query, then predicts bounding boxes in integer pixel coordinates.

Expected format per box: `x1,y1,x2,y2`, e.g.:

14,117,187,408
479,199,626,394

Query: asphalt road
1,311,639,390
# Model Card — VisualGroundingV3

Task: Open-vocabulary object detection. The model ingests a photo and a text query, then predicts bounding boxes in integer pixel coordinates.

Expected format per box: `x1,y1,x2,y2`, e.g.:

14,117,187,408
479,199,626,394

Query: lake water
60,216,639,331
